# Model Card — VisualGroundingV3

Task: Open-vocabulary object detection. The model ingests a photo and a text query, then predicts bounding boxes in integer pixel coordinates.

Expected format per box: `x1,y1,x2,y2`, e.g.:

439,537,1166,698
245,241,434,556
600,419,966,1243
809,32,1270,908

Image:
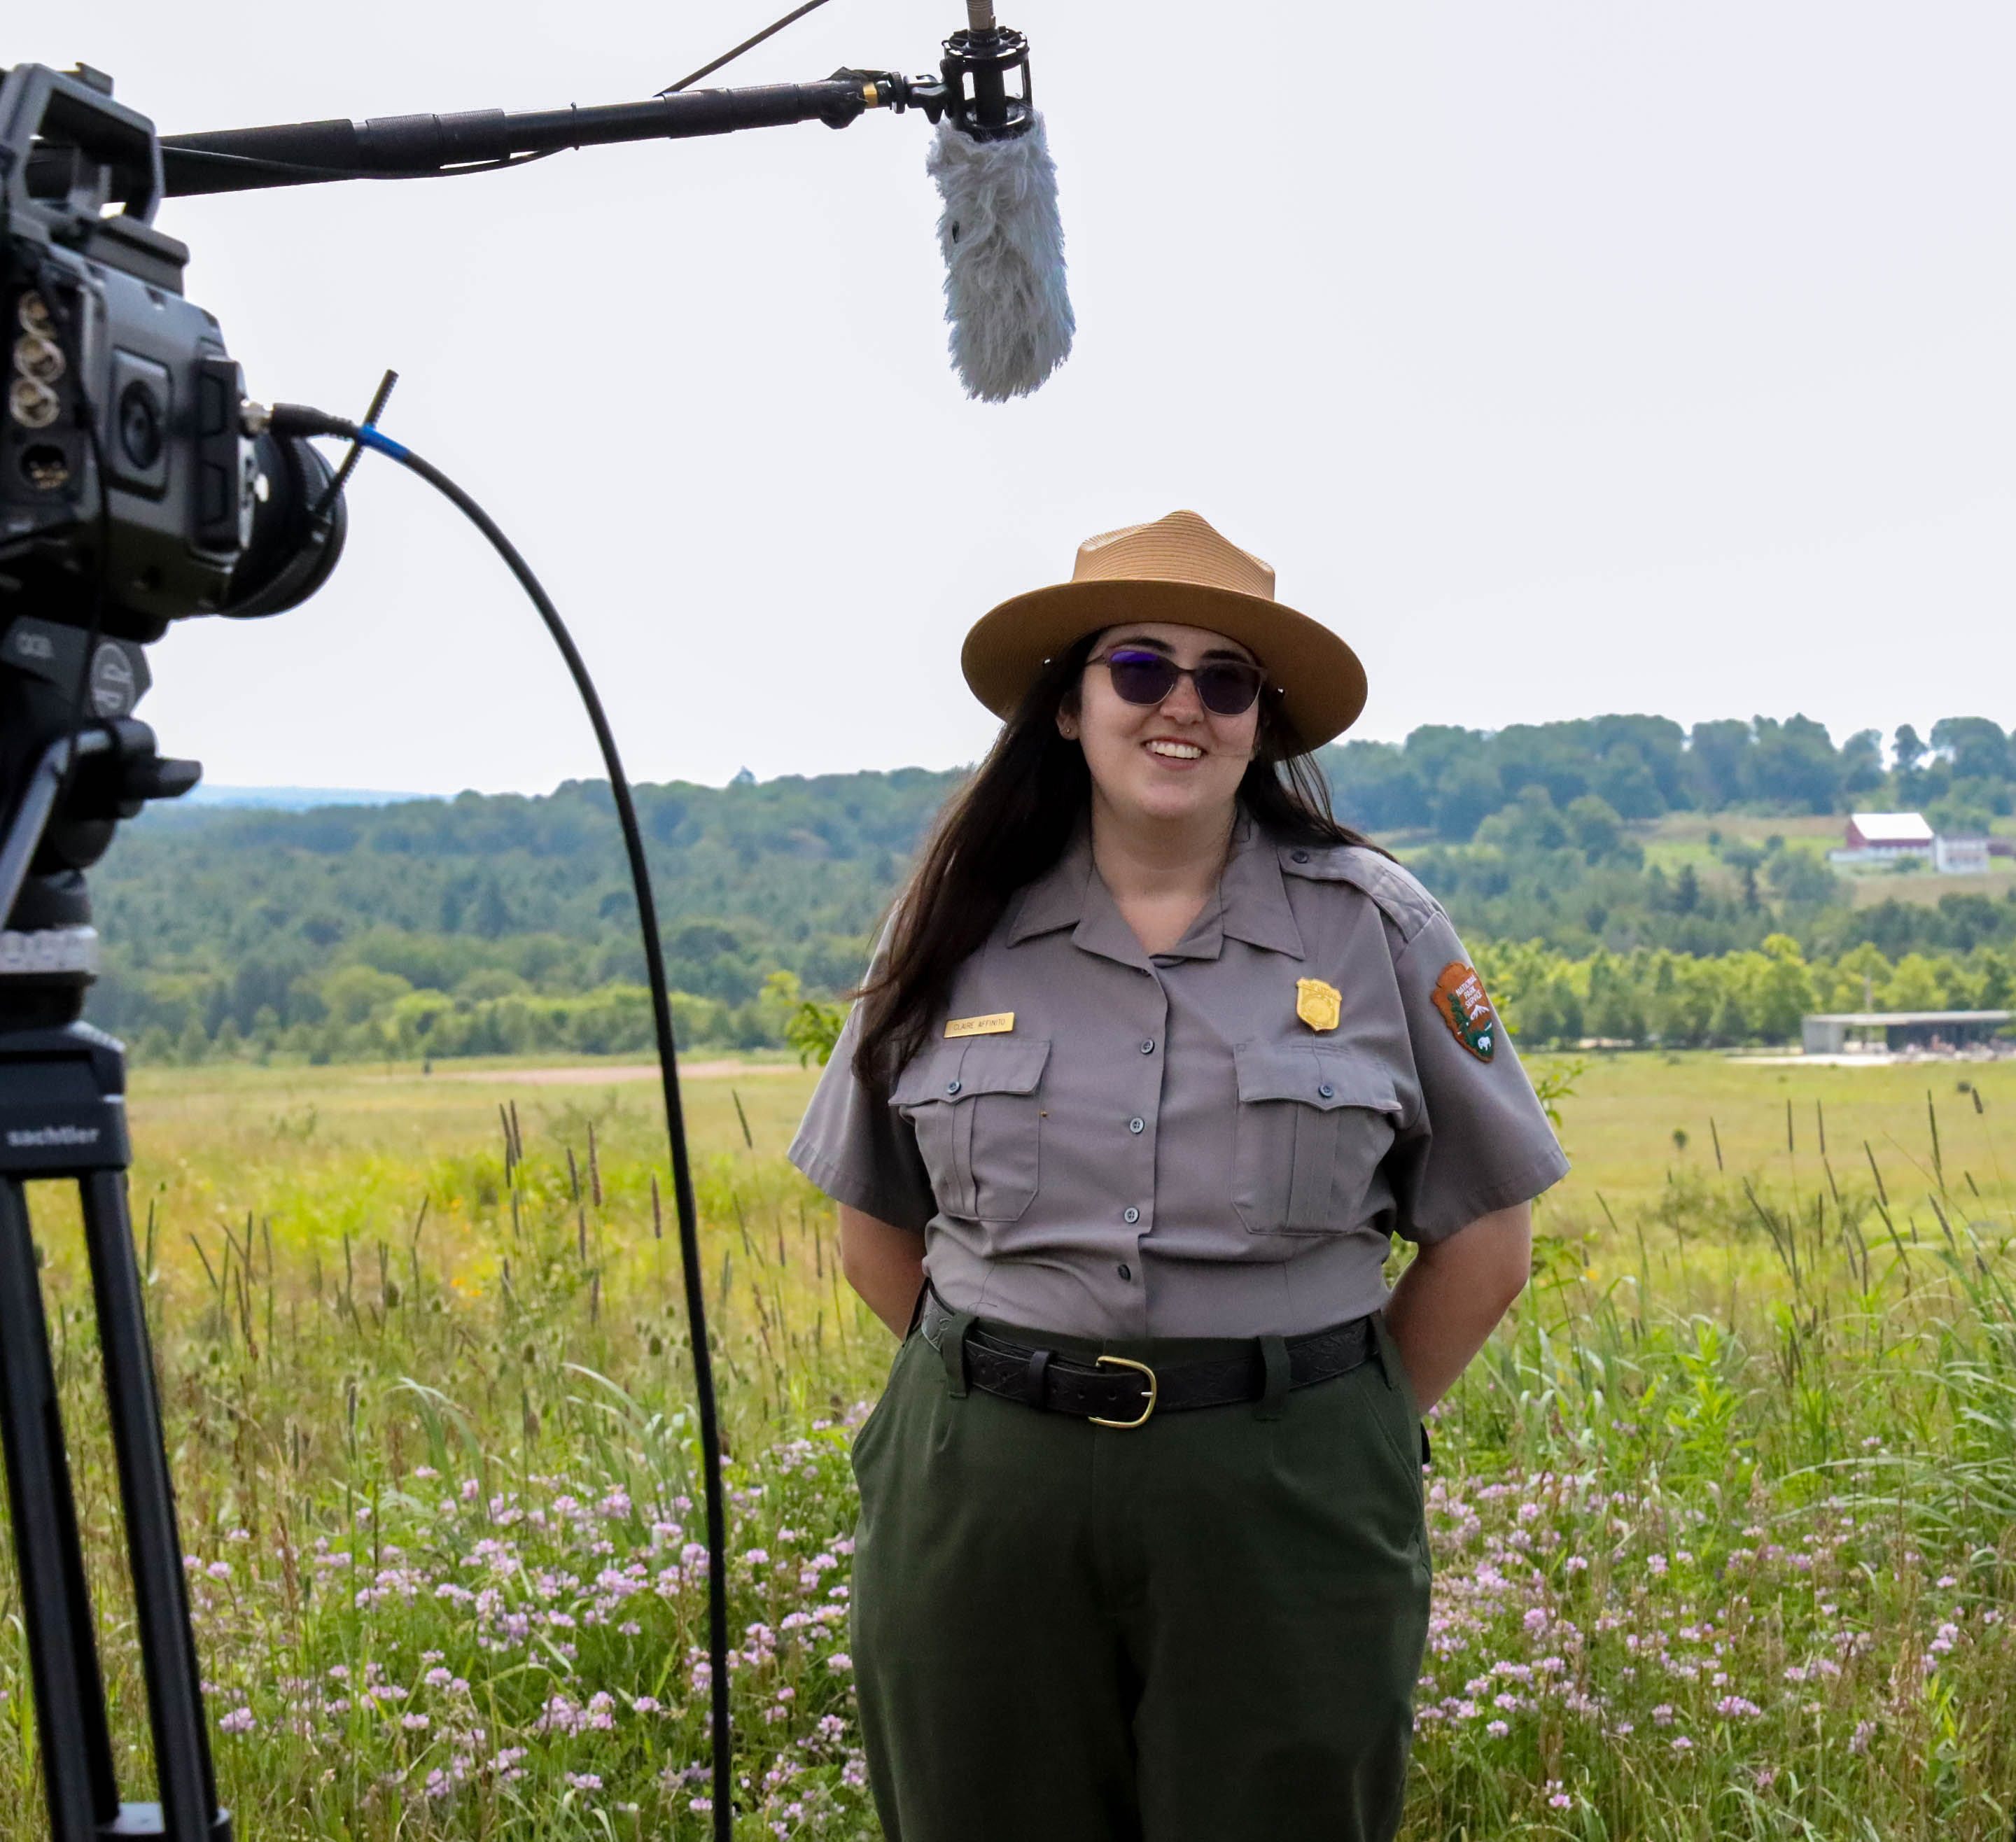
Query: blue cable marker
356,423,410,460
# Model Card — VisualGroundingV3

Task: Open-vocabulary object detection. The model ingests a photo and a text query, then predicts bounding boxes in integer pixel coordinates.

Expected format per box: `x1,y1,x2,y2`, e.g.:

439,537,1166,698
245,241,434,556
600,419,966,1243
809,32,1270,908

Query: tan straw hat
961,509,1367,752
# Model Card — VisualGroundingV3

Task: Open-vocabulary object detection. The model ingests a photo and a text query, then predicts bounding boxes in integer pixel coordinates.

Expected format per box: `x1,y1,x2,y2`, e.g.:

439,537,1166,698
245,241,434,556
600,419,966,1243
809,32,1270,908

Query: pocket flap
1233,1042,1399,1113
893,1036,1051,1105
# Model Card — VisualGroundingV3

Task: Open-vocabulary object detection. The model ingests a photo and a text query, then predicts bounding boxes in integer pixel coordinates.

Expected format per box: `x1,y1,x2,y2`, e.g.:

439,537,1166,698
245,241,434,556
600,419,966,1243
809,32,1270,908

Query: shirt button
1128,1117,1144,1134
1118,1263,1132,1281
1318,1083,1335,1099
1140,1039,1156,1054
1124,1207,1140,1224
946,1079,962,1095
1291,850,1310,863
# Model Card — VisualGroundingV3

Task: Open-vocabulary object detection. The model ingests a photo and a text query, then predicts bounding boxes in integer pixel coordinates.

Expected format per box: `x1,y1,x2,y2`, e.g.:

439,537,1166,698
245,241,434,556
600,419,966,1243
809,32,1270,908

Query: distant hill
183,786,427,809
90,768,960,1056
81,714,2016,1059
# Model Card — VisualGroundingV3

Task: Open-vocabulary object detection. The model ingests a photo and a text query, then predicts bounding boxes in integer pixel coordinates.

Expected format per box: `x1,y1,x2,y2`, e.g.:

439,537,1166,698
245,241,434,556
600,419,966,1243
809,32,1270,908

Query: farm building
1933,835,1992,874
1828,811,1993,873
1842,811,1933,855
1801,1009,2014,1055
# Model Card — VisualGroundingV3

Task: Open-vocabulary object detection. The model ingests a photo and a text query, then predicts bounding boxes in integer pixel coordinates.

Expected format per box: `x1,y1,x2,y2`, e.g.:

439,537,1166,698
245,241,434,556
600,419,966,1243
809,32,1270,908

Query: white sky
21,2,2016,793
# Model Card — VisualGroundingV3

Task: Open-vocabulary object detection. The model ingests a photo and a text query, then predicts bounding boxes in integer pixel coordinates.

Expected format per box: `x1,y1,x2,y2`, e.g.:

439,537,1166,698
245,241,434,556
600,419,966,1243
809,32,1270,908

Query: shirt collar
1218,813,1306,959
1005,810,1306,964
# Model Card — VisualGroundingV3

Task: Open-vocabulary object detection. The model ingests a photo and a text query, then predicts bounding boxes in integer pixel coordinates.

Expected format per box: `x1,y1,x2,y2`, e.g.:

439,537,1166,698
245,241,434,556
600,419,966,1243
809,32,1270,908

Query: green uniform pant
848,1308,1432,1842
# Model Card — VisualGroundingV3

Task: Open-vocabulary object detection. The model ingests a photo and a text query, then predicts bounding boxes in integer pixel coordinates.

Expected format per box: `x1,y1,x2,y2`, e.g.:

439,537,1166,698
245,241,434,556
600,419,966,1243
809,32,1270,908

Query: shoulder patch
1433,962,1497,1061
1277,844,1441,943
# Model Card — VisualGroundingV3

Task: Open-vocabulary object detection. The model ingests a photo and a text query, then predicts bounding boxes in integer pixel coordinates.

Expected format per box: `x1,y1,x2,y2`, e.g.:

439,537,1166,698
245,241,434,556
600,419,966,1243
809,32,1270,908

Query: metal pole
81,1167,228,1842
158,78,886,196
0,731,111,935
0,1174,120,1842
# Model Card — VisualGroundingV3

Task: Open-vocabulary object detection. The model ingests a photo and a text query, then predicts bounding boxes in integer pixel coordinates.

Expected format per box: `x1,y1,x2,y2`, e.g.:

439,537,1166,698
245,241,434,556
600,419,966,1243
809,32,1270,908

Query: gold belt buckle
1089,1354,1158,1429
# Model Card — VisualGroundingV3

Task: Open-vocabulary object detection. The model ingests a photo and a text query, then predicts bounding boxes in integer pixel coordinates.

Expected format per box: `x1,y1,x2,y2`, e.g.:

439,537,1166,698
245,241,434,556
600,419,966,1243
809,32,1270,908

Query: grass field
0,1047,2010,1838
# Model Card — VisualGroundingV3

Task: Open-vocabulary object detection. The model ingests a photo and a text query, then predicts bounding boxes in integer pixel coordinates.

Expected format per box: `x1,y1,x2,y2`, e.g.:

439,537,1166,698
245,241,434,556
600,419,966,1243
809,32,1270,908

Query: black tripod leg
0,1176,120,1842
79,1171,228,1842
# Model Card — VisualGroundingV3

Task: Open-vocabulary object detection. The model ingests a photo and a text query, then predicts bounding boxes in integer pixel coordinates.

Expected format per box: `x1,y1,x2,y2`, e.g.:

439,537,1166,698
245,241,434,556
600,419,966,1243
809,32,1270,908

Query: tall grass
0,1080,2009,1839
1410,1126,2016,1839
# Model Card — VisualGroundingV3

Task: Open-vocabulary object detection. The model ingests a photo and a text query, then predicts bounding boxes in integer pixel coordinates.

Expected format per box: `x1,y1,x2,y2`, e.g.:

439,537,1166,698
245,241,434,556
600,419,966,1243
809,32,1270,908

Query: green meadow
0,1048,2008,1838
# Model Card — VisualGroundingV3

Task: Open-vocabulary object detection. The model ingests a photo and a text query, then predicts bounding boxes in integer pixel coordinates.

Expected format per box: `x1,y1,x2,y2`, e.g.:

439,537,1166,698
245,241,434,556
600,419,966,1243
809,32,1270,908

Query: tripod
0,1017,229,1842
0,701,229,1841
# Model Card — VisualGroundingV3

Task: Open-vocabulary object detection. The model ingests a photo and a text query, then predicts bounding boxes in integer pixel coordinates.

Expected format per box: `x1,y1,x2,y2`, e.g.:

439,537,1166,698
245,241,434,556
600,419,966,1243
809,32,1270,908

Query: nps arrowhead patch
1433,962,1497,1062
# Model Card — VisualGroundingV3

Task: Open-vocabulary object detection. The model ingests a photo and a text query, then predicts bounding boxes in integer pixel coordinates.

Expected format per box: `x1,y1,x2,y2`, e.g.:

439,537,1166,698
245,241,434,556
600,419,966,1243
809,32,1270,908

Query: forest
1326,712,2015,834
79,713,2016,1060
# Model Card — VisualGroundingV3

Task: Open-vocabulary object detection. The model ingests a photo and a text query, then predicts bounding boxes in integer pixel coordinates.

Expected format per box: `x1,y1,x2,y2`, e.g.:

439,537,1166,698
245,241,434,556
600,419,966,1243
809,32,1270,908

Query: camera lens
118,378,164,469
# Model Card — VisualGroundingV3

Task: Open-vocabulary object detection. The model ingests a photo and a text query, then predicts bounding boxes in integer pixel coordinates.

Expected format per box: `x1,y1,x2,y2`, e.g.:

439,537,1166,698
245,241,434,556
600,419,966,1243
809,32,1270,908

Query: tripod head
0,618,197,1028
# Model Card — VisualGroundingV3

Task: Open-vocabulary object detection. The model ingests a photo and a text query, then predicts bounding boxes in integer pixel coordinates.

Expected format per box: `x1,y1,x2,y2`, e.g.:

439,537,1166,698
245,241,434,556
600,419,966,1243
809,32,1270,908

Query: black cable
159,143,563,185
657,0,836,95
267,403,735,1840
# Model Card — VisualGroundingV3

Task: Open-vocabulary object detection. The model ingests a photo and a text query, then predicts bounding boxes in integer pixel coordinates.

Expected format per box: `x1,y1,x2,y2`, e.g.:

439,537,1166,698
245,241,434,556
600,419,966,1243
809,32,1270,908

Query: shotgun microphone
925,2,1074,402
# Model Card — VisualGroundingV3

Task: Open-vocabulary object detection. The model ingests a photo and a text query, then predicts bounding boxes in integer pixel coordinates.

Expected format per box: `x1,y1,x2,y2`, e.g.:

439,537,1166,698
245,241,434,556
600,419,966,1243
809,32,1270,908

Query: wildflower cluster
181,1419,878,1837
1407,1463,2010,1830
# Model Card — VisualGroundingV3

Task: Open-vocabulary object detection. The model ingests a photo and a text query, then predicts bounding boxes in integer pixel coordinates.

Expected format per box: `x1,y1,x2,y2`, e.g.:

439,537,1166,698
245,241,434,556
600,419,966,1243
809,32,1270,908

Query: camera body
0,62,347,1025
1,61,343,645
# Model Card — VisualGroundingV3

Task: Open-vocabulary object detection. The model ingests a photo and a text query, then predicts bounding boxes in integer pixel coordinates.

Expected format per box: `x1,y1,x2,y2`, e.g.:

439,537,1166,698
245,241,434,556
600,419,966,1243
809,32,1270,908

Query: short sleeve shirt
789,815,1569,1339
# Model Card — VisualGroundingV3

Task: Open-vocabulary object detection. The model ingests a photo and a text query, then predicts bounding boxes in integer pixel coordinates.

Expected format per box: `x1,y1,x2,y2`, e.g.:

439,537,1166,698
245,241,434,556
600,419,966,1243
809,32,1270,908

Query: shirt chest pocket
892,1038,1051,1224
1231,1043,1402,1236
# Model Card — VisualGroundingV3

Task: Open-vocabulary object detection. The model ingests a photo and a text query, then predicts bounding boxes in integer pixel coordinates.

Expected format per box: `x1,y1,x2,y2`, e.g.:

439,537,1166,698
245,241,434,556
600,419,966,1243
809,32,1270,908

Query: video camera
3,63,346,643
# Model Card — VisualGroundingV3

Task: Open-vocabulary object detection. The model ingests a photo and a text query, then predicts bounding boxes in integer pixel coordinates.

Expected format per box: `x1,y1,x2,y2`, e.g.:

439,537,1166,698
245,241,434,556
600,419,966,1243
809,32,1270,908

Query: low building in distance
1933,834,1992,875
1802,1009,2015,1055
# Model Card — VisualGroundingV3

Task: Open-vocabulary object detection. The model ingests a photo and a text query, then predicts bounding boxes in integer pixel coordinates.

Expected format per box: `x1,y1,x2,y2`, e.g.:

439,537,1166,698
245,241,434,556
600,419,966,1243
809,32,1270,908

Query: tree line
1329,714,2014,839
84,712,2016,1062
1474,936,2016,1052
92,768,958,1060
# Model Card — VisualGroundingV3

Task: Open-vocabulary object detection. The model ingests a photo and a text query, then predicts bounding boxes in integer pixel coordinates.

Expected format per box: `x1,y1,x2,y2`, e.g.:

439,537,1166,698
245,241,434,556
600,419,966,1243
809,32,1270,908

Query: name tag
945,1012,1015,1039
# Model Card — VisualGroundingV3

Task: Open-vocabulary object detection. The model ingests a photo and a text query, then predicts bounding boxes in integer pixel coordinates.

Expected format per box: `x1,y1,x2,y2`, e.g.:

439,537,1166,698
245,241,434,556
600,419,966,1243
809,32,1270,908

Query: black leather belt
920,1288,1378,1429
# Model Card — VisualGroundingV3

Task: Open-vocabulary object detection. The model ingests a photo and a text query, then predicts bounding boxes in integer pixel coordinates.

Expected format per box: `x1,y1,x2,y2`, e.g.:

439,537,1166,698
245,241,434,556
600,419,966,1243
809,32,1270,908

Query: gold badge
1433,962,1496,1061
945,1012,1015,1039
1295,978,1341,1032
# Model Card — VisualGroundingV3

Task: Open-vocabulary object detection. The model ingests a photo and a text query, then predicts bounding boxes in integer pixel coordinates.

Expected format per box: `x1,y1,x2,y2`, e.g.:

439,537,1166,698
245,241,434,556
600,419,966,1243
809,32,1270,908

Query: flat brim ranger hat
961,509,1368,755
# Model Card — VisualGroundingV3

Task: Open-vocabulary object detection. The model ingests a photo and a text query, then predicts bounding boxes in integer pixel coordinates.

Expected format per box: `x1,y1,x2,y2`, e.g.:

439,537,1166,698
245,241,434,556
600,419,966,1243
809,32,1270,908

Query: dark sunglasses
1090,647,1267,717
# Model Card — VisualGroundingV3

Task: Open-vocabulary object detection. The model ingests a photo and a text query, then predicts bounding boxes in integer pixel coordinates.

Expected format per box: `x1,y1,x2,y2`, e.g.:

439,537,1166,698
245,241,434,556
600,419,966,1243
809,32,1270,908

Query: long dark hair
853,633,1385,1093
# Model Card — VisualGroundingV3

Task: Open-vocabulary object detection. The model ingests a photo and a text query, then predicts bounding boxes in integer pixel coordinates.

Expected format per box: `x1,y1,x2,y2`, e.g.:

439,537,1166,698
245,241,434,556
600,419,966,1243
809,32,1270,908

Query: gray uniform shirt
789,815,1569,1339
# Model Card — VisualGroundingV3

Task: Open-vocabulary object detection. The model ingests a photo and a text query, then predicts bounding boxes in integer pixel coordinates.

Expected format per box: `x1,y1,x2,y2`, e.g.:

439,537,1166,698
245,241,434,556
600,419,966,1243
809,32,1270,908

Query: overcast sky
22,2,2016,793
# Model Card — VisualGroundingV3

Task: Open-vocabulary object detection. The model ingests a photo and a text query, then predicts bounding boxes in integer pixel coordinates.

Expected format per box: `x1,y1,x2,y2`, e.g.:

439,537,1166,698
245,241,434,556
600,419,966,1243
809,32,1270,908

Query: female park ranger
790,510,1568,1842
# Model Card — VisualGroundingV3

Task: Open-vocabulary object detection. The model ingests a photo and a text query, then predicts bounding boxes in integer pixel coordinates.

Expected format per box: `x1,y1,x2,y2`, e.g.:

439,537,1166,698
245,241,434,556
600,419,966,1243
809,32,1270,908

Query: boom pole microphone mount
145,13,1035,197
